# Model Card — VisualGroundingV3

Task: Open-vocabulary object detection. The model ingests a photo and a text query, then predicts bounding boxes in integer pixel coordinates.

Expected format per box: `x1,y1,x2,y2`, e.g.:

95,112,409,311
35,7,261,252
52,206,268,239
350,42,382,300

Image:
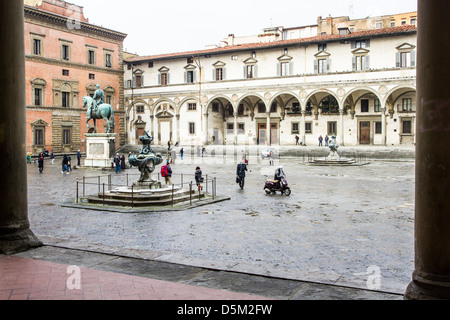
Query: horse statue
83,96,115,133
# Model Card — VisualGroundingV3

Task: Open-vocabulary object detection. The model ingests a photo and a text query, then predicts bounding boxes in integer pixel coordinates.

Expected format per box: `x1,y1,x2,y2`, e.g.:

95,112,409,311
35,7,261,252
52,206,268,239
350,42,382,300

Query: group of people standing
318,135,330,147
113,153,126,174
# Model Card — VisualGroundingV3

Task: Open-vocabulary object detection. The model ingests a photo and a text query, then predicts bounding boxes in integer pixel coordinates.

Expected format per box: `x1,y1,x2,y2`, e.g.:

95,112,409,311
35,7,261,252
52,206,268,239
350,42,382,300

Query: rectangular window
188,103,197,111
291,122,299,134
33,39,41,55
280,62,289,76
216,68,223,81
328,121,337,135
212,103,219,112
160,73,168,86
402,98,412,111
305,122,312,134
35,128,44,146
246,65,255,79
374,99,381,112
355,40,366,48
62,45,70,61
258,103,265,113
231,55,237,61
227,123,234,133
148,61,154,68
106,95,112,105
63,129,71,145
189,122,196,134
62,92,70,108
375,122,382,134
187,71,194,83
318,43,327,51
187,57,194,64
62,69,69,76
238,123,245,134
136,105,144,113
34,88,42,106
88,50,95,65
105,53,112,68
361,99,369,112
318,59,327,74
89,73,95,80
135,75,142,88
402,120,412,134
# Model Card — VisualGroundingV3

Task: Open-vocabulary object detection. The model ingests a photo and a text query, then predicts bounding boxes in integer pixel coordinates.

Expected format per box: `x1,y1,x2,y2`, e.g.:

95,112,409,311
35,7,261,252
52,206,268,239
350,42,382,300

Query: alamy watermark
66,265,81,290
66,5,82,31
354,265,382,290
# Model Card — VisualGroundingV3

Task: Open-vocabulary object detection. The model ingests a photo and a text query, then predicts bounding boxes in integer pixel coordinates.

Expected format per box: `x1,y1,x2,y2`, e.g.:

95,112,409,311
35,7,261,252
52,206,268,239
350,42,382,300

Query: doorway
360,121,371,144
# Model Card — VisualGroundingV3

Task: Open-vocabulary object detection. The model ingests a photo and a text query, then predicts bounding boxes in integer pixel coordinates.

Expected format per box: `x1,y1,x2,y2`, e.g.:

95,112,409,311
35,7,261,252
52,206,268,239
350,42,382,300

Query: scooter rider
274,166,285,189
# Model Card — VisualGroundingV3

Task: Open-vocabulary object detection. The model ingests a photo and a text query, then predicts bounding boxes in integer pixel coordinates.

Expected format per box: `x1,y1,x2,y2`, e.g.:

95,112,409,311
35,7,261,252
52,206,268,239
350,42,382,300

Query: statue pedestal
83,133,117,168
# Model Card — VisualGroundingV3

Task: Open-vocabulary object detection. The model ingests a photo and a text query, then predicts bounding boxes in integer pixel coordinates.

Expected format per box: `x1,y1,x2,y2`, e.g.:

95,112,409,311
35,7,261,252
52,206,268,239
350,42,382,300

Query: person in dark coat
120,154,126,171
38,152,44,173
62,154,70,174
195,166,203,191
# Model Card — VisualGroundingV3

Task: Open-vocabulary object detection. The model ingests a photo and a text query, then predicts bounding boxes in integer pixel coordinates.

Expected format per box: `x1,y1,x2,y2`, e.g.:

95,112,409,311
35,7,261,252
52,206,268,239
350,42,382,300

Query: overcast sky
73,0,417,56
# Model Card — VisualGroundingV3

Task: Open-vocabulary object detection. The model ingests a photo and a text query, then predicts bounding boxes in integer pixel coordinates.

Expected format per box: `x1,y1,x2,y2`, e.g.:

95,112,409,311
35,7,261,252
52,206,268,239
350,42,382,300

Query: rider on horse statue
92,84,104,114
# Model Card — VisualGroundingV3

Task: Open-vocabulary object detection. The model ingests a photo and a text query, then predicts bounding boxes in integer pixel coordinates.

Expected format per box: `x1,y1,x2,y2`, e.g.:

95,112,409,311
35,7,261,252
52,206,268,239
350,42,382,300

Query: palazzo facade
24,0,127,155
124,18,417,147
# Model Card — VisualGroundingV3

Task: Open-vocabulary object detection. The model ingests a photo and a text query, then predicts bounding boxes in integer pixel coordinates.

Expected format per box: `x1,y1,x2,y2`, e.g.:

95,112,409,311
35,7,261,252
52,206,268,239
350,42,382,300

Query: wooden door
360,121,370,144
258,123,266,145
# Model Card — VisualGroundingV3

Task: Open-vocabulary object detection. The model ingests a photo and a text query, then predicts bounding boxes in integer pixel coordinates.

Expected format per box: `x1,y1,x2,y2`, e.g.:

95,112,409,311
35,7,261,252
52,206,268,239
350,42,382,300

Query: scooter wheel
264,189,271,194
284,189,291,196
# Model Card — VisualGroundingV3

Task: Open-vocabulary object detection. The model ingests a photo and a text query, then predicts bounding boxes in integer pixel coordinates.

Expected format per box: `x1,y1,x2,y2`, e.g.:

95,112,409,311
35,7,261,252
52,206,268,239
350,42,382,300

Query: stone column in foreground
404,0,450,299
0,0,42,254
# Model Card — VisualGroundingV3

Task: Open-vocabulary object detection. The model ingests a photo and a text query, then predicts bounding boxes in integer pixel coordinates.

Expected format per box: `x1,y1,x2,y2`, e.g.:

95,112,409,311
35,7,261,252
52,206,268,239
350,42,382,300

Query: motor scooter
264,175,291,196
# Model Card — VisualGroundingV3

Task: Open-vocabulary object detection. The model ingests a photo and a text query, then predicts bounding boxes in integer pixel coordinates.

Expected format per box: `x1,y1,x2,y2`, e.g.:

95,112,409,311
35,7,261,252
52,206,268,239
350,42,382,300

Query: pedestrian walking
269,150,274,166
67,155,72,172
161,161,172,185
77,149,81,166
195,166,203,191
180,148,184,160
236,159,248,190
318,135,323,146
202,146,206,157
120,154,126,171
38,152,44,173
168,140,171,151
114,153,121,173
50,151,55,165
295,135,300,145
197,146,201,157
325,135,329,147
62,154,70,174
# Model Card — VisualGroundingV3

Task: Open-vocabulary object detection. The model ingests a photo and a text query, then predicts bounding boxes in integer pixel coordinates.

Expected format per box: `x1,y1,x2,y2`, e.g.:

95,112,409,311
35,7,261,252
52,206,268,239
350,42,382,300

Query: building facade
24,0,127,155
124,16,416,147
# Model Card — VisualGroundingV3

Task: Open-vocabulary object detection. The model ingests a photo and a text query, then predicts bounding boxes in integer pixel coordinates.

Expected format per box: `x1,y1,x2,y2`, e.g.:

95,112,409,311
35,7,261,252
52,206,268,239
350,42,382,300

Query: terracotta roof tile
125,25,416,63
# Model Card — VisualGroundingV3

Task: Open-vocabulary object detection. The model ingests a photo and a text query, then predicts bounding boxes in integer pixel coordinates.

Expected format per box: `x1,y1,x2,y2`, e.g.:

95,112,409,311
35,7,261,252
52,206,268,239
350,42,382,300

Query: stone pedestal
83,133,117,168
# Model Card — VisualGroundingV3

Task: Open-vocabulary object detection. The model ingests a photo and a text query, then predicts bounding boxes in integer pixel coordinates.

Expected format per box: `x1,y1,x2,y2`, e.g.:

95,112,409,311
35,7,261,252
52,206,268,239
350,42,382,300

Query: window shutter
396,52,401,68
124,80,128,89
411,51,416,67
365,39,370,48
223,68,226,80
314,60,318,73
141,76,144,87
351,41,356,49
326,59,331,72
213,69,216,81
254,65,258,78
158,74,161,85
167,73,170,84
193,71,196,83
277,63,281,76
365,55,370,70
243,66,247,79
132,76,136,88
352,56,357,71
184,72,187,83
289,62,294,76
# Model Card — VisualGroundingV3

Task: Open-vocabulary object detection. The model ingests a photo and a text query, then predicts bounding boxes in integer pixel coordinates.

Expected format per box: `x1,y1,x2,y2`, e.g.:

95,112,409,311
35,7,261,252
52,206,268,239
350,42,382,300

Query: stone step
87,192,205,207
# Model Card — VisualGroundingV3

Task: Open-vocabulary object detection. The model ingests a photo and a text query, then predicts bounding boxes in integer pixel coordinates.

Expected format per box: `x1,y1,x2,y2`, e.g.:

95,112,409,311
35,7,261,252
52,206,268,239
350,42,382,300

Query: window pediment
184,64,197,71
243,57,258,65
277,54,293,62
31,119,48,127
31,78,47,87
213,61,226,68
351,48,370,55
158,66,170,73
396,42,416,51
134,69,145,75
314,51,331,58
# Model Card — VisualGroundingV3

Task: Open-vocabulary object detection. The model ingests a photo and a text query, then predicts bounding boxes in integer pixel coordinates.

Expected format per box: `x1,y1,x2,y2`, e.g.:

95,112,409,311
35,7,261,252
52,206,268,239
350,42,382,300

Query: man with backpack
161,161,172,185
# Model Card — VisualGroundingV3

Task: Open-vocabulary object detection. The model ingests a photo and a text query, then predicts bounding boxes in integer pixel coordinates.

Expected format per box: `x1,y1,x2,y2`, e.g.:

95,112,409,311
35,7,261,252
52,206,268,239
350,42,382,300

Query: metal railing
75,172,217,207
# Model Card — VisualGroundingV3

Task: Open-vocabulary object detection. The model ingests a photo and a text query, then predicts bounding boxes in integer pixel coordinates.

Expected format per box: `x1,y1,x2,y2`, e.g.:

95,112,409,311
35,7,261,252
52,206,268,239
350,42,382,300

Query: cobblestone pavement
27,147,415,295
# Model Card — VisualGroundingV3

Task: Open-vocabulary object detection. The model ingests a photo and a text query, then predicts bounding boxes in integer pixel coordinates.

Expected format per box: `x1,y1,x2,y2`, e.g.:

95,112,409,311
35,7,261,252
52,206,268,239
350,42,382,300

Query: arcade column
0,1,42,254
405,0,450,299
